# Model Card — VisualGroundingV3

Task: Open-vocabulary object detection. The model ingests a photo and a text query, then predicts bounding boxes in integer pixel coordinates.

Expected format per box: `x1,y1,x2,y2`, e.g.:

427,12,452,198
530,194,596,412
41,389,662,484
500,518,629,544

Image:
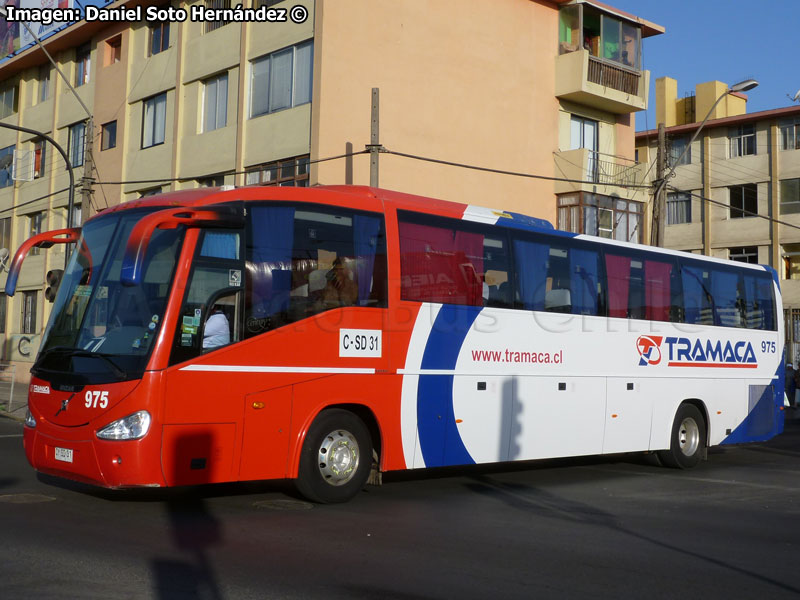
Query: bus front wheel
658,404,706,469
295,409,373,503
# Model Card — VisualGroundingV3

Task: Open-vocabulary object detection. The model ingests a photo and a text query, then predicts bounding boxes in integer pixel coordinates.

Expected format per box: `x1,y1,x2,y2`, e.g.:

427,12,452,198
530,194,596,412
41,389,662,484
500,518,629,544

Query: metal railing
588,151,643,188
587,55,640,96
0,363,16,415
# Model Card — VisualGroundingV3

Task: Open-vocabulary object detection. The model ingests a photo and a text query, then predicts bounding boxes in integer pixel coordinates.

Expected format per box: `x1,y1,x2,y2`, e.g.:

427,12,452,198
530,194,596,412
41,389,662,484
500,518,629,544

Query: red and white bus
7,185,785,502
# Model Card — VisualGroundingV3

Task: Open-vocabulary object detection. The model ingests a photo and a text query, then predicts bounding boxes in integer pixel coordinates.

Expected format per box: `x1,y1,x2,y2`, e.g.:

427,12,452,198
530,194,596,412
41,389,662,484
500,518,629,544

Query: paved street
1,412,799,599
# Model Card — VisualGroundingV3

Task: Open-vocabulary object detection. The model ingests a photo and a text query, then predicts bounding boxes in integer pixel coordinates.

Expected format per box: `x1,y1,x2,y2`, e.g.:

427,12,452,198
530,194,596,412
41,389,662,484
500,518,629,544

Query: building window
149,20,170,55
668,136,691,166
69,122,86,167
205,0,232,33
21,290,38,334
729,183,757,219
784,244,800,280
0,83,18,119
203,73,228,132
557,193,642,243
142,93,167,148
28,212,45,256
101,121,117,150
105,35,121,66
730,124,756,158
38,65,50,103
250,40,313,118
245,155,310,187
780,117,800,151
729,246,758,264
33,138,46,179
256,0,283,6
780,178,800,215
75,43,91,87
0,145,13,188
667,191,691,225
0,217,10,251
559,4,640,70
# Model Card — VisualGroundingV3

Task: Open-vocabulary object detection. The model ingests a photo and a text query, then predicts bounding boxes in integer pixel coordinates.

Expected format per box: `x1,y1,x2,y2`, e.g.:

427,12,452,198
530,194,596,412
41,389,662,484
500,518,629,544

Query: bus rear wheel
658,404,706,469
295,409,373,503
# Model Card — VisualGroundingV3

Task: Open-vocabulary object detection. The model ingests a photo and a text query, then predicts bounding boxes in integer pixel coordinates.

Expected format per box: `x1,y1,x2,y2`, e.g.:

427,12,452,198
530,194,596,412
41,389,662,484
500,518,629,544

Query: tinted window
245,204,387,337
514,236,601,316
679,257,776,330
605,251,678,322
398,212,511,308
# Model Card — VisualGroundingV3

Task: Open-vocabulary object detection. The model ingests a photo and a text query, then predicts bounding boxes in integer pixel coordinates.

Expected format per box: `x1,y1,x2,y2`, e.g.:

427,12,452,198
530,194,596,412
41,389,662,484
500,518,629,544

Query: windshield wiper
35,346,128,379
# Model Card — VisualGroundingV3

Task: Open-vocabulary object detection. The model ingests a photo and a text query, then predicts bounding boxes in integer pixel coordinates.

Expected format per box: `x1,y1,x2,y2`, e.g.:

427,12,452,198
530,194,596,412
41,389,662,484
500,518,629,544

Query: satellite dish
0,248,8,272
791,89,800,102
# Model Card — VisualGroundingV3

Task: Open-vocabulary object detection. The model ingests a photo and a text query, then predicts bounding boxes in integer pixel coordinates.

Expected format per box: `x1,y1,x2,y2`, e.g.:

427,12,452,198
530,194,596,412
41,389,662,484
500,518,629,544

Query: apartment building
0,0,662,369
636,77,800,314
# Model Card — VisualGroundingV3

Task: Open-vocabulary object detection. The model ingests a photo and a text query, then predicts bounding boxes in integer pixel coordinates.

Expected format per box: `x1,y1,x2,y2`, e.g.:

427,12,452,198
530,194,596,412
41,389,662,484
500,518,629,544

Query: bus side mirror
5,228,81,297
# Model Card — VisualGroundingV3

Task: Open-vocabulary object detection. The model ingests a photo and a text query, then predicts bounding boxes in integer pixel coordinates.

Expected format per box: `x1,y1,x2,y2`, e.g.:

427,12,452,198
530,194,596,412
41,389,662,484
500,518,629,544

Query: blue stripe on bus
417,304,482,467
722,361,785,445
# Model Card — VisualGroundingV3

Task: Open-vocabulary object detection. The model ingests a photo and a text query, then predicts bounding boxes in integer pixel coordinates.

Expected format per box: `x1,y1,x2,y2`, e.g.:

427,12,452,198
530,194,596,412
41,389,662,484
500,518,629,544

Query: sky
606,0,800,132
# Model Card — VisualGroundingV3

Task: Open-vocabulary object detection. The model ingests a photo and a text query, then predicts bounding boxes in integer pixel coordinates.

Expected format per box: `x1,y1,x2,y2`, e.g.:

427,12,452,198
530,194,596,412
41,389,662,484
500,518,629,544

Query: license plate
54,447,73,463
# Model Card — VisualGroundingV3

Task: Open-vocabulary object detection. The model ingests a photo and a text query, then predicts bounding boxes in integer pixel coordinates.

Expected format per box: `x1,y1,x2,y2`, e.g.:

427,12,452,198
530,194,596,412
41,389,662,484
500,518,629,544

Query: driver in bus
203,304,230,349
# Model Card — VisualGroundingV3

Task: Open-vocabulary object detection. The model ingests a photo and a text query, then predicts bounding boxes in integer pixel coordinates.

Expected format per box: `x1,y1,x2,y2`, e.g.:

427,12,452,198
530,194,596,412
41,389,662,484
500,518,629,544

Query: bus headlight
24,410,36,428
96,411,151,441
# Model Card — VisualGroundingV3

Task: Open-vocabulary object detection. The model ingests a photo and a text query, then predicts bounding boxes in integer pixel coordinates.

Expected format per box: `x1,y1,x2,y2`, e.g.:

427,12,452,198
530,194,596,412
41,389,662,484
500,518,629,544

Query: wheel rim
678,417,700,457
317,429,360,486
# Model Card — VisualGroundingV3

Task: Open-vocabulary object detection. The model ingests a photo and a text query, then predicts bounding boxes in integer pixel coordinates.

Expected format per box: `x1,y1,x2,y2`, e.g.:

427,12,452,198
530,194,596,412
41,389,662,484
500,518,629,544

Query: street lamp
650,78,759,247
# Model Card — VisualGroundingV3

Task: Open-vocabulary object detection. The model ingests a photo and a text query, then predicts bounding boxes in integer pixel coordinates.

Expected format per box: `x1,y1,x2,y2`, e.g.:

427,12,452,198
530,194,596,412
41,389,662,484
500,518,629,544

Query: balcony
553,148,647,201
555,49,649,114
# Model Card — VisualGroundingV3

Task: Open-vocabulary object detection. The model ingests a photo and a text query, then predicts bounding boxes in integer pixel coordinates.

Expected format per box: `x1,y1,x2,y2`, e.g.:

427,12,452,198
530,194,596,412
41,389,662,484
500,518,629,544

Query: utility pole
80,117,94,226
366,87,385,187
650,123,667,247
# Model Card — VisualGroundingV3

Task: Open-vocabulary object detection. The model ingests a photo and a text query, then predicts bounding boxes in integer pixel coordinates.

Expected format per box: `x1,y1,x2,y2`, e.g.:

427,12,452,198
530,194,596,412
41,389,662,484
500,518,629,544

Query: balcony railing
554,148,646,201
587,56,640,96
589,151,642,187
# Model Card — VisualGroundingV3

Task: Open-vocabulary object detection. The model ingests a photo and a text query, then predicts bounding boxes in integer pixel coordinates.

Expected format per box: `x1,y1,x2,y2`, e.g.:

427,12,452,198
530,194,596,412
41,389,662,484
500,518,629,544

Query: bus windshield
34,207,184,385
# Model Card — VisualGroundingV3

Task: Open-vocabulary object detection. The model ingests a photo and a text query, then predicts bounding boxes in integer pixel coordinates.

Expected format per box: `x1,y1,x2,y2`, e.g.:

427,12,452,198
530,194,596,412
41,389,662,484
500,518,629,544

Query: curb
0,411,25,424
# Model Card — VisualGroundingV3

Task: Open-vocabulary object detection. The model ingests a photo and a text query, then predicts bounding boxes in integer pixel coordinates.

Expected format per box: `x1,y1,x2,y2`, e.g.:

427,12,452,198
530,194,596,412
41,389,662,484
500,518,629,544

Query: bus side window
680,262,713,325
398,215,487,307
245,205,387,339
513,237,599,316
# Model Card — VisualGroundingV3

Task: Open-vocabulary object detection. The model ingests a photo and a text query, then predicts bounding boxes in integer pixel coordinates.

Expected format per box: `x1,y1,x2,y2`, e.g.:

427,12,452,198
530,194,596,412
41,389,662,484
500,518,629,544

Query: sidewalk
0,384,28,423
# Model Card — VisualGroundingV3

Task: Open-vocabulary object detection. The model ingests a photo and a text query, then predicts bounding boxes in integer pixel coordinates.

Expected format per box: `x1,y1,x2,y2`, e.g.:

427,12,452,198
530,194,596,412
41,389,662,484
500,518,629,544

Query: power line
674,186,800,232
91,150,371,187
384,149,653,189
0,187,71,217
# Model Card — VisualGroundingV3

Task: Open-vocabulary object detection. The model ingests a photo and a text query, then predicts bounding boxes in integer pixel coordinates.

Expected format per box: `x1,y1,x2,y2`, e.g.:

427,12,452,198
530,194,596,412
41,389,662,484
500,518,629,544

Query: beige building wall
312,0,561,223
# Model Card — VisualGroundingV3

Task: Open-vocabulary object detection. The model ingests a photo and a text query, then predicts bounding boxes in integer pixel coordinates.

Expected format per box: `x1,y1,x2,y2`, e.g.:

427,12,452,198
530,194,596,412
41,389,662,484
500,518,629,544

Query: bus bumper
23,425,165,488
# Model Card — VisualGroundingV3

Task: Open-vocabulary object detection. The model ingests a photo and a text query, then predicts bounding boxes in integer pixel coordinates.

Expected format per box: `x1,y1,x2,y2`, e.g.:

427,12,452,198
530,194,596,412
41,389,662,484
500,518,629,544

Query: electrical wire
671,186,800,232
384,149,653,189
0,187,71,216
92,150,371,186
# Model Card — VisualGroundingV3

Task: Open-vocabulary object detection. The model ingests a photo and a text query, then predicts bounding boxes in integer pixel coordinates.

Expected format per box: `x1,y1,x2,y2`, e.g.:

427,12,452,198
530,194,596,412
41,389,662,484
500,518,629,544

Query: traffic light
45,269,64,302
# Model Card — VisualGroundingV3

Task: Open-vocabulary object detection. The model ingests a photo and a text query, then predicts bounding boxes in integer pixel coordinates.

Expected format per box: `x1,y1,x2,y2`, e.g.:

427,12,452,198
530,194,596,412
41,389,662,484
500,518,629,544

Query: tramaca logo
636,335,758,368
636,335,663,366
